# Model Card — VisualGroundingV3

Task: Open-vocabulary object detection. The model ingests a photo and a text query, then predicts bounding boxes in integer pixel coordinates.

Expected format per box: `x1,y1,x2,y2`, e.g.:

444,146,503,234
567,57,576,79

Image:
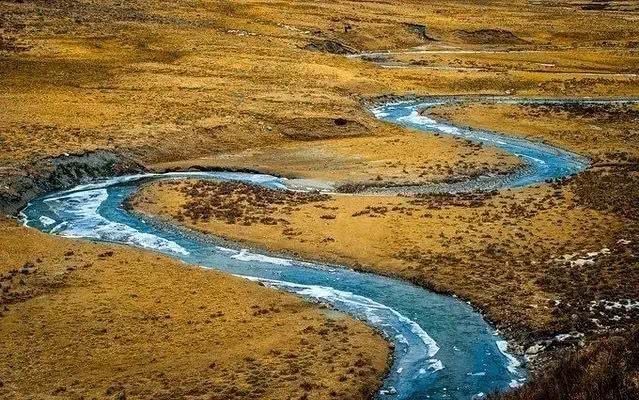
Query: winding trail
20,96,632,399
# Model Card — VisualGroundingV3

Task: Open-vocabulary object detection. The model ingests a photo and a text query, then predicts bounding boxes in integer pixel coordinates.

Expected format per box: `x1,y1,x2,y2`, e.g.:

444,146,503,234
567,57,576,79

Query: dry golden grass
152,130,521,187
132,177,630,336
0,219,389,400
429,102,639,161
385,48,639,76
3,0,639,176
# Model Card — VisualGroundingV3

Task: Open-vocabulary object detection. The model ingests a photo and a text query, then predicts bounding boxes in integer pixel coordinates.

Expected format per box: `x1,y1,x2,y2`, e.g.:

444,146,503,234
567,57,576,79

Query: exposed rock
455,29,528,45
304,39,357,55
404,23,437,41
581,0,611,11
334,117,348,126
526,343,546,355
0,150,145,215
277,116,368,140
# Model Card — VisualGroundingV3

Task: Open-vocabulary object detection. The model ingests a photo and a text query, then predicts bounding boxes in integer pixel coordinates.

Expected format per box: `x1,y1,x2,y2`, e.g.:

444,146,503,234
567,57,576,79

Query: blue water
22,96,626,399
368,98,591,193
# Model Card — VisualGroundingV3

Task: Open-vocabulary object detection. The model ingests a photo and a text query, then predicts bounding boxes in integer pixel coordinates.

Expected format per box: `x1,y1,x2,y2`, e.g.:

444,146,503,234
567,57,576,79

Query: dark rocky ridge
303,38,357,55
455,29,529,45
0,150,145,216
404,23,437,42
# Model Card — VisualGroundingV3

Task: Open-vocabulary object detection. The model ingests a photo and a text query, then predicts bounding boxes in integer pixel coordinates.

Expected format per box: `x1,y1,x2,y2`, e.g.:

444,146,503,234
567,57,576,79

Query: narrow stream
367,97,592,194
21,97,623,399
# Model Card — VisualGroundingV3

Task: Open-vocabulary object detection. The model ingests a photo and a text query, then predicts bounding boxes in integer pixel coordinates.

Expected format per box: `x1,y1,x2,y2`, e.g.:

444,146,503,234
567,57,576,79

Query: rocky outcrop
404,23,437,41
0,150,145,215
303,39,357,55
455,29,528,45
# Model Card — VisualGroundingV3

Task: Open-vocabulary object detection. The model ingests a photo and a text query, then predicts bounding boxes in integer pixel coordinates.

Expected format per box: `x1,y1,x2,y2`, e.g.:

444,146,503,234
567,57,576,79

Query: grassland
132,167,638,340
429,101,639,162
132,101,639,398
2,0,639,398
0,218,389,399
3,0,639,171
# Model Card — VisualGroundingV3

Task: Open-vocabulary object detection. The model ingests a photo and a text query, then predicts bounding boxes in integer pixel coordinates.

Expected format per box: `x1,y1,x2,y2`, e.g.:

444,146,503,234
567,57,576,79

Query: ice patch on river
397,110,465,137
39,216,56,226
44,171,288,198
496,340,525,385
41,189,190,255
247,277,441,356
23,170,292,257
231,249,293,266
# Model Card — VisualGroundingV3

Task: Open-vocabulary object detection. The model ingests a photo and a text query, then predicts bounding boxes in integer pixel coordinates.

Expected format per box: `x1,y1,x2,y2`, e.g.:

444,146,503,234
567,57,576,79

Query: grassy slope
0,219,389,399
2,0,639,173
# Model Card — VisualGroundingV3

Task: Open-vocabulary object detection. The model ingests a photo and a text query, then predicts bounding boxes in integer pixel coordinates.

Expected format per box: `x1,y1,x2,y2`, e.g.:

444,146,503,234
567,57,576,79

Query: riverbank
427,100,639,162
0,218,390,399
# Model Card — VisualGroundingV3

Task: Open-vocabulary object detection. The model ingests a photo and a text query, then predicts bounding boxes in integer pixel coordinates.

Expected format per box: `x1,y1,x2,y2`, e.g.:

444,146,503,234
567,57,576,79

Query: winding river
21,97,618,399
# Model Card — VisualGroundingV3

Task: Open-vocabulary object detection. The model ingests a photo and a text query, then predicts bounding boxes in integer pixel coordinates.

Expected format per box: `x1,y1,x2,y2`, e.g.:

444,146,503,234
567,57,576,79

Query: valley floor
2,0,639,398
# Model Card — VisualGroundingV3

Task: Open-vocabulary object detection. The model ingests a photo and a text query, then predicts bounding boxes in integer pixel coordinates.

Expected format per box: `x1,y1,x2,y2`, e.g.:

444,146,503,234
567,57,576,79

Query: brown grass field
2,0,639,398
132,164,638,340
0,219,390,400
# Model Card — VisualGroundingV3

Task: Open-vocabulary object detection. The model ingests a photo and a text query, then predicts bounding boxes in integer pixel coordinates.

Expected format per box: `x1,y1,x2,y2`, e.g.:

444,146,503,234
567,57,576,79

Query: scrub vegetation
133,168,639,340
490,328,639,400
